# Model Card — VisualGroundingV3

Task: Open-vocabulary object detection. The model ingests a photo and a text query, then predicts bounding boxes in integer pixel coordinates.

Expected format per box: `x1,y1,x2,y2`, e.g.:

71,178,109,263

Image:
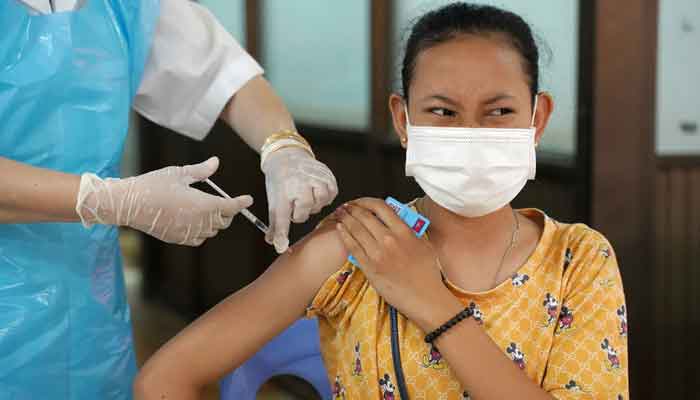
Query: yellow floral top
306,208,629,399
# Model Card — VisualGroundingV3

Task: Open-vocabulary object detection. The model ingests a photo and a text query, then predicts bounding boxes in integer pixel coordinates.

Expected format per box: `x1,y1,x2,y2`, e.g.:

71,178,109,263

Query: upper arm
135,223,347,398
133,0,263,140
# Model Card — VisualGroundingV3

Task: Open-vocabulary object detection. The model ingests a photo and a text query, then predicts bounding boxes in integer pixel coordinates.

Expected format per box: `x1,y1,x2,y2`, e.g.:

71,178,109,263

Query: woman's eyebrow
483,94,515,105
419,94,460,106
419,94,515,106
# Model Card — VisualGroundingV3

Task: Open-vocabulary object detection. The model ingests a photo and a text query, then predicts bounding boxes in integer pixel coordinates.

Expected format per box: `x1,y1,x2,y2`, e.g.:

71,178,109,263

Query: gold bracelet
260,142,315,169
268,143,315,158
266,129,309,144
263,133,310,150
262,130,311,151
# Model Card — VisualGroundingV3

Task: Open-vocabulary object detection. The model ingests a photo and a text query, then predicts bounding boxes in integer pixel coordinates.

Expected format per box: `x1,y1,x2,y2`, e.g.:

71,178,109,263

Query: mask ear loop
402,102,413,146
529,94,540,179
530,93,539,127
403,102,413,128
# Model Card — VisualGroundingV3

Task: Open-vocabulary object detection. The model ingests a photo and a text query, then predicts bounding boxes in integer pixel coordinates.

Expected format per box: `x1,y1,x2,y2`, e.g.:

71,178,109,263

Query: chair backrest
219,318,332,400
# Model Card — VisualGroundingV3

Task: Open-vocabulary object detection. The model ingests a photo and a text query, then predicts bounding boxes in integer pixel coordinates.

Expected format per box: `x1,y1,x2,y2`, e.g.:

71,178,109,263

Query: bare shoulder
261,216,349,295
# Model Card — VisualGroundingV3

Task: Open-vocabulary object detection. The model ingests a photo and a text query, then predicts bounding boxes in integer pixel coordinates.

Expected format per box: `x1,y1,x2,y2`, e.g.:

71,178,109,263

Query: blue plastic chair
220,318,332,399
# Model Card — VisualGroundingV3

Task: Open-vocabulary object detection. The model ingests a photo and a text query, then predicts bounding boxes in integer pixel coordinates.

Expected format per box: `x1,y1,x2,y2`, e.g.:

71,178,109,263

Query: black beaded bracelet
424,306,474,344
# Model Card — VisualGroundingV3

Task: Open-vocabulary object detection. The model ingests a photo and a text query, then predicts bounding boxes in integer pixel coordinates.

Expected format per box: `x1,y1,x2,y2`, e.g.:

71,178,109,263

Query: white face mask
405,96,538,218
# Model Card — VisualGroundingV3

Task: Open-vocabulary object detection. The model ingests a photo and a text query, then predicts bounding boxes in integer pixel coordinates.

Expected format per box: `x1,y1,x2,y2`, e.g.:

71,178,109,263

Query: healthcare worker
0,0,338,398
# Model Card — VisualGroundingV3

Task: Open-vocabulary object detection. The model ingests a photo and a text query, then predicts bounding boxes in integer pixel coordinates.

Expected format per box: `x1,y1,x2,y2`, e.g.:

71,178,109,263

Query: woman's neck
419,197,516,247
418,196,532,291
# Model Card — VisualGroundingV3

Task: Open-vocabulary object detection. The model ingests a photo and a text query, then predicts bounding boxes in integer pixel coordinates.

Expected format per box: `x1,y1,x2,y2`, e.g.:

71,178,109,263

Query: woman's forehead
410,36,531,100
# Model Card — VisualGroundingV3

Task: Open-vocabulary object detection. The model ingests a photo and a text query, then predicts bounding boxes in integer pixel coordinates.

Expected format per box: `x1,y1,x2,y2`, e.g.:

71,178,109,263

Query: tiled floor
122,231,312,400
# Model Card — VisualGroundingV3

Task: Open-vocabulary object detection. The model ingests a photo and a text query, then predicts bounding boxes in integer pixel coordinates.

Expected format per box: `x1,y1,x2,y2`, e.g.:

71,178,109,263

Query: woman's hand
334,198,459,331
76,157,253,246
262,147,338,253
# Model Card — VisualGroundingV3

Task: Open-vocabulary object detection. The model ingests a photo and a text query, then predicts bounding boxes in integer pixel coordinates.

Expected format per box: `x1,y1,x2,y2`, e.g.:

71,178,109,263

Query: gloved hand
262,147,338,253
76,157,253,246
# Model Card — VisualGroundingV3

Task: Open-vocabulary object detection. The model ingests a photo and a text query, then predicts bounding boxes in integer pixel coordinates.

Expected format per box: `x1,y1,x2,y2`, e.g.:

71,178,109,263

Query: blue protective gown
0,0,158,398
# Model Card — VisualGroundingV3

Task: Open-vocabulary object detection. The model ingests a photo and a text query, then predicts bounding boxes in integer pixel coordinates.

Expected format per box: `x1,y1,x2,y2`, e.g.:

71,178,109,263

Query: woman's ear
533,92,554,146
389,94,408,149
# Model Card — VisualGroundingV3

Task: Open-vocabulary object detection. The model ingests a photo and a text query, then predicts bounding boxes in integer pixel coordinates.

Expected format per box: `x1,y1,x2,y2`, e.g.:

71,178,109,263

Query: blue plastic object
348,197,430,267
220,319,332,400
0,1,158,398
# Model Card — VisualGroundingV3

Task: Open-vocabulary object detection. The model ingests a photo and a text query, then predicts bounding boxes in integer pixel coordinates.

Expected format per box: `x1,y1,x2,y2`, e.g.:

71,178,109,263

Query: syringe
204,179,269,235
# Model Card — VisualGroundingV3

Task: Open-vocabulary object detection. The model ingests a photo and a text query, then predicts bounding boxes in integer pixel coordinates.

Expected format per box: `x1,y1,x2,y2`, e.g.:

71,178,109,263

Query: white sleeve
133,0,264,141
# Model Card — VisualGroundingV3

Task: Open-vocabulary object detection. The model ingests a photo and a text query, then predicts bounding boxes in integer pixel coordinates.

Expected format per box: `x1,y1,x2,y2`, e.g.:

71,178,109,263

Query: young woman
135,3,629,399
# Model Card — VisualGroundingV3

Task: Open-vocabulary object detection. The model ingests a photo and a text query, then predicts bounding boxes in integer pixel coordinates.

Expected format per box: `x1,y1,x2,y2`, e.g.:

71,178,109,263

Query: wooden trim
370,0,393,136
668,169,687,397
367,0,393,195
656,155,700,169
245,0,260,59
590,0,658,397
644,6,662,396
653,170,669,399
681,169,694,395
691,168,700,391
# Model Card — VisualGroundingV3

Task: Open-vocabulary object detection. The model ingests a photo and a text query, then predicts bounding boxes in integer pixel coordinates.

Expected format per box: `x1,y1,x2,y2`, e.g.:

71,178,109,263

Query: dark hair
401,2,540,100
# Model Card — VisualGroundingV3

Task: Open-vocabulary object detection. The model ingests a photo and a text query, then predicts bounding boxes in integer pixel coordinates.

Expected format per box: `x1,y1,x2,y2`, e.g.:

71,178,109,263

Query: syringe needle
204,179,269,235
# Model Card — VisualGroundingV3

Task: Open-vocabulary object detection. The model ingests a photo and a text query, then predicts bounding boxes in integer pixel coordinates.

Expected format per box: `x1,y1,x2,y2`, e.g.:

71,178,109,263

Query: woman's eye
428,108,456,117
487,108,515,117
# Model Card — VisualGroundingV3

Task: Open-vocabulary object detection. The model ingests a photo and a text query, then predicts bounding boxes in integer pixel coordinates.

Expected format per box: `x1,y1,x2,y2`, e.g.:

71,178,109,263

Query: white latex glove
76,157,253,246
262,147,338,253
